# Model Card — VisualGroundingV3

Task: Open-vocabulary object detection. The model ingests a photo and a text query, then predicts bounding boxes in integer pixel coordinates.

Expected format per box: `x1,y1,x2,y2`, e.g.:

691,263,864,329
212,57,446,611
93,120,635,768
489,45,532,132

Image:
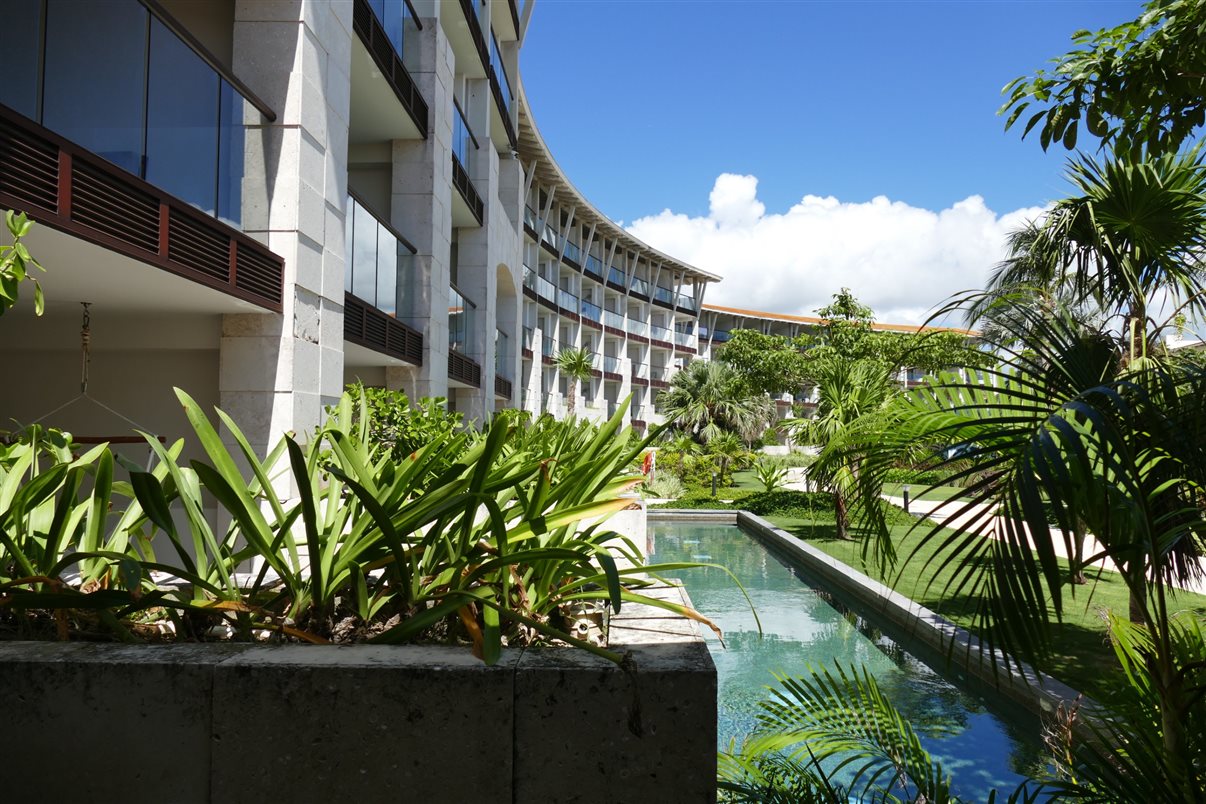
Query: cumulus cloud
626,174,1046,327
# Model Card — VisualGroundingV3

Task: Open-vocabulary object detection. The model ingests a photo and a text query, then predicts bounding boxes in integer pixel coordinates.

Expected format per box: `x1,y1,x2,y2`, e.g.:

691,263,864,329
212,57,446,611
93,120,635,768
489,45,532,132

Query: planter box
0,584,715,803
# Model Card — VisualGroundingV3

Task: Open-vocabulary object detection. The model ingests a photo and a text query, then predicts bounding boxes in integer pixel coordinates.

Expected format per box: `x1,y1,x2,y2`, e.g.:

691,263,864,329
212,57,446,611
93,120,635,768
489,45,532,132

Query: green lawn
728,469,763,491
881,481,967,502
764,513,1206,702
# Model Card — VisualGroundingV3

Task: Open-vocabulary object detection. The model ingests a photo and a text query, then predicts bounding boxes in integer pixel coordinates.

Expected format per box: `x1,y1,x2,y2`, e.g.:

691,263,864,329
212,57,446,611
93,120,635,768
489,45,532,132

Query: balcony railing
556,287,578,314
674,330,694,347
631,277,650,298
602,355,620,374
541,334,555,358
449,284,476,356
542,223,558,250
451,100,483,224
580,299,602,324
651,366,672,382
0,104,284,311
630,364,649,380
626,318,649,338
607,266,627,289
345,293,422,365
495,328,511,379
711,329,732,343
523,267,557,304
353,0,427,136
603,310,626,331
650,324,673,344
563,238,581,265
489,32,513,118
653,285,675,306
675,291,697,312
345,193,415,317
584,254,605,280
523,205,537,231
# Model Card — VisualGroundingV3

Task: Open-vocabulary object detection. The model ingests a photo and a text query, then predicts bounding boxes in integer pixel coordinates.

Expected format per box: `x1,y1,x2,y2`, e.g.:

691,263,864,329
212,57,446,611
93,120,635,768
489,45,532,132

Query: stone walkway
882,495,1206,597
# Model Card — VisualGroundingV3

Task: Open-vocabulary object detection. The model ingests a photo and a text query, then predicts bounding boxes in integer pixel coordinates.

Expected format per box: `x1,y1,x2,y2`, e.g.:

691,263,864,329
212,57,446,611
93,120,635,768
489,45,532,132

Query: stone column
392,14,454,402
225,0,352,461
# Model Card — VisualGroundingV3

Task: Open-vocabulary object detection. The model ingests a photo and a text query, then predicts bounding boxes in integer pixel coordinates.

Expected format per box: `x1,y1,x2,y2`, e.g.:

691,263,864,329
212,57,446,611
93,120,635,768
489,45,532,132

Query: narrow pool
649,520,1047,800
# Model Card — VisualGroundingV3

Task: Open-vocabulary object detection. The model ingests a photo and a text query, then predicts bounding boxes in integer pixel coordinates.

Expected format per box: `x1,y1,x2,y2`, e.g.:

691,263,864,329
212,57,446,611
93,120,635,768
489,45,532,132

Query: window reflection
43,0,149,177
0,0,43,119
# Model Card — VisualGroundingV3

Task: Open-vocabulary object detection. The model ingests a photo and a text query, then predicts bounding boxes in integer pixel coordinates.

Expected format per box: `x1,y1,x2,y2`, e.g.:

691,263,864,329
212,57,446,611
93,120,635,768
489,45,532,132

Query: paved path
882,495,1206,597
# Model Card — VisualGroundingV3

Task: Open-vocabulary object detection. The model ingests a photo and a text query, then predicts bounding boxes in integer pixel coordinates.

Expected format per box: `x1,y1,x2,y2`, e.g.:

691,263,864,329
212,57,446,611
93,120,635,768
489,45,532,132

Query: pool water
649,521,1048,800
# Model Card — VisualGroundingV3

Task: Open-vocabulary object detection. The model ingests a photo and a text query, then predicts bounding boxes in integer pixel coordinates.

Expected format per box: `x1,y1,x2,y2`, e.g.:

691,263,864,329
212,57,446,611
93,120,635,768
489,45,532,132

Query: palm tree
788,358,895,539
705,431,748,486
828,301,1206,799
555,347,594,417
981,151,1206,363
657,360,774,444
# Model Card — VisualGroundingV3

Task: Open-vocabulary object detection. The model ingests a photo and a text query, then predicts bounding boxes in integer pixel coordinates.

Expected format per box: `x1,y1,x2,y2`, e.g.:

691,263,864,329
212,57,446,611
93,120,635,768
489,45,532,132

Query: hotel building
0,0,717,456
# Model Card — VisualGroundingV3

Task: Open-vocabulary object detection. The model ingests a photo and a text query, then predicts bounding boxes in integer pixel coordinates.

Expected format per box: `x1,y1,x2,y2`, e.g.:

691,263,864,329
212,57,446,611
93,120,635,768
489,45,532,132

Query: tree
829,301,1206,799
789,358,895,540
657,360,774,444
555,347,594,417
716,329,810,397
1001,0,1206,156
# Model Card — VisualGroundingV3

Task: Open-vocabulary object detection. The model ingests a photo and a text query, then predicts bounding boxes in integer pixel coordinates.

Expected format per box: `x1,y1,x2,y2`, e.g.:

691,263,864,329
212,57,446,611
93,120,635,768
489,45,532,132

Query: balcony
630,364,650,387
523,266,557,310
584,254,605,281
649,324,674,348
0,1,289,310
523,205,538,235
603,310,626,336
352,0,428,139
675,291,697,313
626,317,650,342
448,284,481,387
606,266,627,293
602,355,622,382
451,101,483,225
650,366,671,390
630,277,650,299
343,193,422,363
580,299,602,330
494,328,512,399
487,30,517,148
653,285,675,309
556,287,579,319
521,326,534,358
562,238,581,267
541,333,555,364
674,329,697,354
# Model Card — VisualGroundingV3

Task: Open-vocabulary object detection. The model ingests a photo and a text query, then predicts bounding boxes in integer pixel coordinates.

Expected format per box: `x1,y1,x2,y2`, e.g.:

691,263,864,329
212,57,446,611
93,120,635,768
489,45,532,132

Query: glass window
146,19,220,216
0,0,43,120
43,0,149,176
216,81,245,228
344,196,355,294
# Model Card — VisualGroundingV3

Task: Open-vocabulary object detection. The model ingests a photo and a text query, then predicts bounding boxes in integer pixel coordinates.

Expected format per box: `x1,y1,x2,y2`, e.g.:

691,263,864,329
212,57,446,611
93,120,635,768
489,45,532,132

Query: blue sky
521,0,1141,222
518,1,1148,325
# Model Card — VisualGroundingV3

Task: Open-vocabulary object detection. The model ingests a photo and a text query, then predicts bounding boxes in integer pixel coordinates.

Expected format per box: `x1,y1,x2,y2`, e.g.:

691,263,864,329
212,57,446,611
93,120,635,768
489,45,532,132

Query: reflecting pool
650,521,1047,800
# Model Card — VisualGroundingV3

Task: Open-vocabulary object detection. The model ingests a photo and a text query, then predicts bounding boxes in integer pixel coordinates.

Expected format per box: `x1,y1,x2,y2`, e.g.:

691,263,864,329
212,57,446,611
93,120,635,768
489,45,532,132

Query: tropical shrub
642,472,686,500
0,390,725,664
753,457,789,493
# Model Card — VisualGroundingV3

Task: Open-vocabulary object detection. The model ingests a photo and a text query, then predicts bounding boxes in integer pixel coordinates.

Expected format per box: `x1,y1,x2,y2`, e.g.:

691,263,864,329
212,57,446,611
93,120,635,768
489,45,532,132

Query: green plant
753,457,789,493
643,472,685,500
0,211,45,317
719,664,960,803
657,359,774,444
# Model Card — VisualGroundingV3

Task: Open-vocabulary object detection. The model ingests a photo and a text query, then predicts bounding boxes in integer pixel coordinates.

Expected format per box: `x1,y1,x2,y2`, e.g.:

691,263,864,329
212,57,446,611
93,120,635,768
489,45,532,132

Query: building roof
516,82,722,285
701,303,979,336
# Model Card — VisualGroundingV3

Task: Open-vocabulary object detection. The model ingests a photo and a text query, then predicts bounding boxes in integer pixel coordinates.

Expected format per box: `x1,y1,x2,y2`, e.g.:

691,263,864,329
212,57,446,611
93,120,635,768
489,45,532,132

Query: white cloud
626,174,1047,327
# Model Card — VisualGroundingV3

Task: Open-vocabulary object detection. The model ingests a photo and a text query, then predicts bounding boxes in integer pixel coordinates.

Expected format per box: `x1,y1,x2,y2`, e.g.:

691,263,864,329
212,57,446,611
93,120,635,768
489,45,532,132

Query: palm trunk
566,380,576,417
835,490,851,540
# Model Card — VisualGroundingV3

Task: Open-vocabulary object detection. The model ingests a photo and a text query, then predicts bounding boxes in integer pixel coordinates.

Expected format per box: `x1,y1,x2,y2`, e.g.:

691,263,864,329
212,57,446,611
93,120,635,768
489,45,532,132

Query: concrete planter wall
0,583,715,804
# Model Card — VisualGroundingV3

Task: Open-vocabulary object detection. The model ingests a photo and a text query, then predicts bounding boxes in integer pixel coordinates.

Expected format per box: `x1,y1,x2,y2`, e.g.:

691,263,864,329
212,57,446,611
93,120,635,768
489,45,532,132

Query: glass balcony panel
523,326,535,351
145,18,221,217
580,300,602,322
495,329,511,378
626,318,648,337
352,202,380,305
650,324,672,342
631,278,649,296
608,267,626,287
523,205,536,229
537,274,556,301
542,334,554,357
43,0,149,176
376,219,398,316
490,32,512,115
0,0,42,119
603,355,619,373
654,286,674,305
216,82,247,228
449,286,476,355
563,239,581,263
556,288,577,311
453,101,474,172
603,310,625,329
585,255,604,278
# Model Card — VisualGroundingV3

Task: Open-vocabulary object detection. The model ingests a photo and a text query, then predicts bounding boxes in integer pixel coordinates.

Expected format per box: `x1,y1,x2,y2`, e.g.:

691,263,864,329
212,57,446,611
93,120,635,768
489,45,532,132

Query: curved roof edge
702,303,979,337
515,79,722,284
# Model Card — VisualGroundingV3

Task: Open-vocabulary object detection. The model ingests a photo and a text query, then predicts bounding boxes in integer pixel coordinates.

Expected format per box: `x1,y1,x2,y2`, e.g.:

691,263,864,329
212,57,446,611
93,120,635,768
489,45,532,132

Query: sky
519,0,1146,326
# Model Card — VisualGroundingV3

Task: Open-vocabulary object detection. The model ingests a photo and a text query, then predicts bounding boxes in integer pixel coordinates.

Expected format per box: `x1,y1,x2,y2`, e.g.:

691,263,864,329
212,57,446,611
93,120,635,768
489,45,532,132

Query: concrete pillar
392,15,454,401
225,0,352,457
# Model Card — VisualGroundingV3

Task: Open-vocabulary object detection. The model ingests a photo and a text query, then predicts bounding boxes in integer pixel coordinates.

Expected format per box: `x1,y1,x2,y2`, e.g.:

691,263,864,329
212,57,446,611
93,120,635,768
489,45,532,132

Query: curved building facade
0,0,719,445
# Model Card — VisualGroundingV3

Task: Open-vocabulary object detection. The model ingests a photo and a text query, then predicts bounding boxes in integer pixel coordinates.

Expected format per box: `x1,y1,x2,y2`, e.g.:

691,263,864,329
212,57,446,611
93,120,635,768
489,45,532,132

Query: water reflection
651,522,1048,800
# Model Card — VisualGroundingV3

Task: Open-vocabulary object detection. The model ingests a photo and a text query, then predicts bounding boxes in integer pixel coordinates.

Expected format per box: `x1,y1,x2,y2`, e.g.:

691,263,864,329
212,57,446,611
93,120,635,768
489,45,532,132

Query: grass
881,481,966,502
763,512,1206,702
728,469,764,491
